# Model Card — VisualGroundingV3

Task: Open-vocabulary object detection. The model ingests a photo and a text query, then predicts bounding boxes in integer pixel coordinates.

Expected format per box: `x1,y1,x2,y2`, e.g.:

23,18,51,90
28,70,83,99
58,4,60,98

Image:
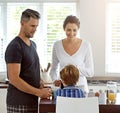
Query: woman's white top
50,39,94,93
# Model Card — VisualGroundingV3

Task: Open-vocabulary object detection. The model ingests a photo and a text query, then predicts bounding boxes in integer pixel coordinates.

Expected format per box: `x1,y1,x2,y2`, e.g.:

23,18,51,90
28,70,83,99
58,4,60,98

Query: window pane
0,1,77,73
0,3,40,72
7,3,40,43
40,3,76,66
106,3,120,73
0,5,6,72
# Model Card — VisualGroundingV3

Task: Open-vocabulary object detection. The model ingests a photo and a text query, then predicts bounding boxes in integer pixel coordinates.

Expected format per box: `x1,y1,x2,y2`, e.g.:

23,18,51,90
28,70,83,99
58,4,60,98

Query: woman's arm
79,42,94,77
50,43,59,81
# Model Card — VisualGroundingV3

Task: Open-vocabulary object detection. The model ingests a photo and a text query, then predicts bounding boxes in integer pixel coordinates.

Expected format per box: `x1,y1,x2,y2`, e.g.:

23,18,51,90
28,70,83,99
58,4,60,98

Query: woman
50,15,94,93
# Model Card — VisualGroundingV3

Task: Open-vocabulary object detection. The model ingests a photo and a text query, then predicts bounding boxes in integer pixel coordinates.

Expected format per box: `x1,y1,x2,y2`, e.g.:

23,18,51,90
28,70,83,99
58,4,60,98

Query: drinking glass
107,81,117,104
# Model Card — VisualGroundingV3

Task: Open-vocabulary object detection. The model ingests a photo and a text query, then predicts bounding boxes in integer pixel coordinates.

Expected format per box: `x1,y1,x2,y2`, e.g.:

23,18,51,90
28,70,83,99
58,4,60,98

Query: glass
51,84,60,100
107,81,117,104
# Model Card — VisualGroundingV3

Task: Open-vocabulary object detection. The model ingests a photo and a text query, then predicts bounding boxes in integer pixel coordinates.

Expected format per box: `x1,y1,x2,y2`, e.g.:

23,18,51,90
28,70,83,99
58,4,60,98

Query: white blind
0,0,77,73
111,4,120,53
0,5,6,72
106,3,120,73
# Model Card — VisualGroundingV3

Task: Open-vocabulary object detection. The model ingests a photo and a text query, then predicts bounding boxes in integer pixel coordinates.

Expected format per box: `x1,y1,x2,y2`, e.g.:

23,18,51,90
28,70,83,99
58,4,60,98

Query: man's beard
25,34,33,39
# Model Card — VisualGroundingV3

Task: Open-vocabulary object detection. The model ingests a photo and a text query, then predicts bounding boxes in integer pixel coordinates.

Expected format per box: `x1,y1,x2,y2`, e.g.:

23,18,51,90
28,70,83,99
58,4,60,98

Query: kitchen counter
88,78,120,86
87,76,120,81
88,80,120,93
0,82,8,88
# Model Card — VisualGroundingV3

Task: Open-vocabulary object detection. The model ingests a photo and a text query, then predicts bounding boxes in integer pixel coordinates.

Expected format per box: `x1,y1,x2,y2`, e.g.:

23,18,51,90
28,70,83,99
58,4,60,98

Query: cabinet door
0,89,7,113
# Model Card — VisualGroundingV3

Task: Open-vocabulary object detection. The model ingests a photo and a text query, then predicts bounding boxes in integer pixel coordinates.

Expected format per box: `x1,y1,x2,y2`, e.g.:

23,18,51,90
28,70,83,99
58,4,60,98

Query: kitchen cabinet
0,88,7,113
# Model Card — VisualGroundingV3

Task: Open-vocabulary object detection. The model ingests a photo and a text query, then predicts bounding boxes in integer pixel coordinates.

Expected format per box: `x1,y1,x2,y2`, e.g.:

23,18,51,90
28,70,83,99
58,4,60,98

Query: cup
107,81,117,103
51,84,60,100
41,72,52,83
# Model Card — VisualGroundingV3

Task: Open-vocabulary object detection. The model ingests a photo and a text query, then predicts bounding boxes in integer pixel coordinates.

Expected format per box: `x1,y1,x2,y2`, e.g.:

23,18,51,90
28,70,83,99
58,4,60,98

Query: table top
40,94,120,113
40,93,120,105
40,95,120,113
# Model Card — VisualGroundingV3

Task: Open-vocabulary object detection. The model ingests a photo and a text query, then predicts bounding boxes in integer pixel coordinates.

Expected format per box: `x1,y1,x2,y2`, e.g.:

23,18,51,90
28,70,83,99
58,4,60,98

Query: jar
106,81,117,103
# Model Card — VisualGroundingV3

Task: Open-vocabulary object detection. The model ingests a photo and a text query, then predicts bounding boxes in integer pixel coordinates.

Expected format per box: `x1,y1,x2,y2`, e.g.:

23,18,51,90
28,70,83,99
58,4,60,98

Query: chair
56,96,99,113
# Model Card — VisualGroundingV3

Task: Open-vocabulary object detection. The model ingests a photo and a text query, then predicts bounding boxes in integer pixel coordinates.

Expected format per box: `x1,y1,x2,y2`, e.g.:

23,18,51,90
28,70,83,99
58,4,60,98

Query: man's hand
40,80,44,89
39,88,52,98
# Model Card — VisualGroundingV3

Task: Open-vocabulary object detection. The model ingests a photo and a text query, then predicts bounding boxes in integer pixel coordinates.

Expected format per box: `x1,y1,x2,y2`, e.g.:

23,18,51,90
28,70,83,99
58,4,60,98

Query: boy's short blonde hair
60,64,79,86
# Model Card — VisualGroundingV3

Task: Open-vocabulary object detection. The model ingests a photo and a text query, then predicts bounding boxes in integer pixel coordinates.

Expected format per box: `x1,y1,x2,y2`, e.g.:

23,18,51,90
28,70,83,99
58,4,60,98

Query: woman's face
64,23,79,39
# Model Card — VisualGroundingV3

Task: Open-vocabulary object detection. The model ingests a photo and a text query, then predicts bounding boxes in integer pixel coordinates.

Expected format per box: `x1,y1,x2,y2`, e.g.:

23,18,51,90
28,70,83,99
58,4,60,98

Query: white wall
0,72,7,81
80,0,106,76
0,89,7,113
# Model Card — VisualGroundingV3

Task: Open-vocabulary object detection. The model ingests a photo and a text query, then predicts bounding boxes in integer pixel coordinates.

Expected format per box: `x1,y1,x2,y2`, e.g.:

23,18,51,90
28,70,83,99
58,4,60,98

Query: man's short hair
21,9,40,22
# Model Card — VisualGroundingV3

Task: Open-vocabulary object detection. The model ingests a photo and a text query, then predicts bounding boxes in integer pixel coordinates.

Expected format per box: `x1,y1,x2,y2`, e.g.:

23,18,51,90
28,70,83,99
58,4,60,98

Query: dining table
39,93,120,113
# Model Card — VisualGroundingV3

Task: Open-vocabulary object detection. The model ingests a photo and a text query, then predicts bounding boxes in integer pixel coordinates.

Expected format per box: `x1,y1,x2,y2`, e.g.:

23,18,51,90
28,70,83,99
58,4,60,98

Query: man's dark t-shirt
5,36,40,105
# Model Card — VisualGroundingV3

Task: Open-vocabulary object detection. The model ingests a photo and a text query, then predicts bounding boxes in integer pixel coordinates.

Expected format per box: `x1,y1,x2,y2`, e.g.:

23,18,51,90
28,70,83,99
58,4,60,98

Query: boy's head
60,64,79,86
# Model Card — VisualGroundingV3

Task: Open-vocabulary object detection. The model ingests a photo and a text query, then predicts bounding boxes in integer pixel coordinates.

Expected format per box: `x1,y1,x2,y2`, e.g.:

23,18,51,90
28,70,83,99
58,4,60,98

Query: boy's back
56,86,85,98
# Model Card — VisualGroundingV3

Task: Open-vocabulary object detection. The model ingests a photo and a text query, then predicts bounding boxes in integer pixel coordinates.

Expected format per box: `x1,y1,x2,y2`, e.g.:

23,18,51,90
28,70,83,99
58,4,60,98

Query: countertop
0,82,8,88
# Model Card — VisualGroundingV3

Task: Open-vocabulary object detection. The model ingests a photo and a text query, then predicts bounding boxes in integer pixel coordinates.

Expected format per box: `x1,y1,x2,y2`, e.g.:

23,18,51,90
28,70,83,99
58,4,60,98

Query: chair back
56,96,99,113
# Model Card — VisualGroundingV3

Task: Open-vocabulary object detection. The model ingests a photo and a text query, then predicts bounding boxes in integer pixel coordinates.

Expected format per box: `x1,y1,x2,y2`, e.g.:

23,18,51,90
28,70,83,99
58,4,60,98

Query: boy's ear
61,80,66,86
61,80,64,84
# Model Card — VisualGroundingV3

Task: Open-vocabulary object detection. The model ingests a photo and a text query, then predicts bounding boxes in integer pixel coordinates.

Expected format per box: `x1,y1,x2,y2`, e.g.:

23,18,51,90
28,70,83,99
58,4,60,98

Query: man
5,9,52,113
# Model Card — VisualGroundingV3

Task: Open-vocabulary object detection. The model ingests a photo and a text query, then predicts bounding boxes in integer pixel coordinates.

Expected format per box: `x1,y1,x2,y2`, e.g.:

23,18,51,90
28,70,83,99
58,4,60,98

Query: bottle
98,90,106,104
88,89,95,97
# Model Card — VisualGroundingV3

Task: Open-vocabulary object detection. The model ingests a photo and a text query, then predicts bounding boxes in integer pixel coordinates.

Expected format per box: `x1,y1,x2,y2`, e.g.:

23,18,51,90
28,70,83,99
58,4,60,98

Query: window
0,0,78,73
42,3,76,65
106,2,120,73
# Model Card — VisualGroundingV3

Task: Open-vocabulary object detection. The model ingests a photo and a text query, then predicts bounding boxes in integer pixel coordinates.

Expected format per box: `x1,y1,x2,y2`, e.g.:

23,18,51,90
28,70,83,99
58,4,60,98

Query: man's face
22,17,39,38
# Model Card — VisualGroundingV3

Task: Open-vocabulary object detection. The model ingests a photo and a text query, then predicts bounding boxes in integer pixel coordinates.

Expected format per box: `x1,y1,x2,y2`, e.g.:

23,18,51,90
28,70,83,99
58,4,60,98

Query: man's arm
7,63,52,98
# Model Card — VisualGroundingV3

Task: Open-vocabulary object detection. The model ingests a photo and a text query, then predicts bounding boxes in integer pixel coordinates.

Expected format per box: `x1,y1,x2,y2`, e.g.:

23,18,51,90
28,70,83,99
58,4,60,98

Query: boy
56,64,85,98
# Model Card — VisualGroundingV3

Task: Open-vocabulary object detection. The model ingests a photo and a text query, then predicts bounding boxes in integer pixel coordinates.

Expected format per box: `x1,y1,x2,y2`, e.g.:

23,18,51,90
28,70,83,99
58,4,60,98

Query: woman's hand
54,80,61,86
